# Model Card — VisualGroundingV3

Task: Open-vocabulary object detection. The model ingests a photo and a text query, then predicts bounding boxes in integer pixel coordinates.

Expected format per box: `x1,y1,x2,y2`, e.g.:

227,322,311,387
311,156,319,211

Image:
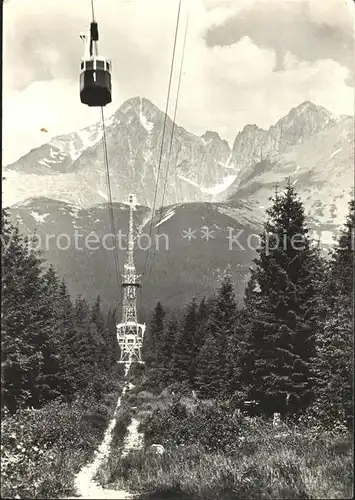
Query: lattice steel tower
117,194,146,363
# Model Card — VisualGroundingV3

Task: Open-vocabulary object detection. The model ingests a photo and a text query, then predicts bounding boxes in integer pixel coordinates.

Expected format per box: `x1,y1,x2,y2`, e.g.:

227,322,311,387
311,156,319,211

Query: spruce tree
71,295,99,390
56,279,77,396
159,314,180,386
170,299,198,385
195,297,210,351
35,265,65,404
196,273,237,399
312,200,354,427
106,307,120,363
242,181,323,416
327,199,354,305
91,295,111,366
1,213,62,411
143,301,165,367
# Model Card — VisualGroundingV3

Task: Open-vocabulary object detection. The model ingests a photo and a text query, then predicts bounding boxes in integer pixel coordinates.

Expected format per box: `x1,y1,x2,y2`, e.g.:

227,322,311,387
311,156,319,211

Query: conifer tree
158,314,180,386
1,210,120,410
326,199,354,305
242,181,323,415
143,301,165,367
195,297,209,350
71,295,99,389
91,295,111,366
106,307,120,362
170,299,198,385
196,274,237,399
34,265,65,404
1,213,62,411
56,279,77,396
312,199,354,427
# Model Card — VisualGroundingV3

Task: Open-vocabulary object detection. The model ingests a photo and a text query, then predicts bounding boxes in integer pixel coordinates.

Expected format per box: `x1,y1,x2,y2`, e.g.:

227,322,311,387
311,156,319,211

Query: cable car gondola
80,21,112,107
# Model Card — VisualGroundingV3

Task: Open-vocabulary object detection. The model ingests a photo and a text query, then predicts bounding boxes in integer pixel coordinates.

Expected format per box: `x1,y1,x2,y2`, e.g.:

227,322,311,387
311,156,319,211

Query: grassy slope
97,371,353,500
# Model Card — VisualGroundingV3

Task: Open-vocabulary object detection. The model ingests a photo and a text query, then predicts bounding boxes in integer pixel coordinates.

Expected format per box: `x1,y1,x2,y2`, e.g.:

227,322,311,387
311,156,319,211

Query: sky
3,0,355,165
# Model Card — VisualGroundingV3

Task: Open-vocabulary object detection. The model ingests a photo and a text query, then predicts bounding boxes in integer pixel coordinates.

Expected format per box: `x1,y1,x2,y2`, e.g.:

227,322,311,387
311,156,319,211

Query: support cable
140,0,183,294
101,107,122,292
90,0,96,21
90,0,121,292
144,2,190,286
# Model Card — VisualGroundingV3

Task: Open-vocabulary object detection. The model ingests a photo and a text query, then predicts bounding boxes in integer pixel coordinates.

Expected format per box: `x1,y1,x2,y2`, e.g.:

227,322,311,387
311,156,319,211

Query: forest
1,182,354,499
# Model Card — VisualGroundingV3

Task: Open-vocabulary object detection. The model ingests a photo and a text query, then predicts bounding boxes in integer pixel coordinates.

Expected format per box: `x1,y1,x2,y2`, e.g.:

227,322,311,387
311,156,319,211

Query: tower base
117,321,146,363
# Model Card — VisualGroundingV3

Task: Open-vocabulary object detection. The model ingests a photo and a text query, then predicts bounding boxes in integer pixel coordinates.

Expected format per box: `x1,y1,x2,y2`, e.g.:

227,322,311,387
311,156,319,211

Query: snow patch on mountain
204,175,238,195
38,160,52,168
178,175,201,190
49,138,66,154
178,174,238,196
104,114,118,128
216,152,234,170
140,111,154,132
98,190,108,200
137,210,154,232
41,157,58,166
329,147,343,159
30,211,49,223
69,140,81,161
155,209,175,227
70,207,80,219
49,148,60,158
139,97,154,132
77,127,103,153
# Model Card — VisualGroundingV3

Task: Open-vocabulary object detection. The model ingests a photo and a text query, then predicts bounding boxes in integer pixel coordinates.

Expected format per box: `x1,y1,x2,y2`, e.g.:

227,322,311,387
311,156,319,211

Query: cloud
3,0,354,165
205,0,354,74
3,79,97,159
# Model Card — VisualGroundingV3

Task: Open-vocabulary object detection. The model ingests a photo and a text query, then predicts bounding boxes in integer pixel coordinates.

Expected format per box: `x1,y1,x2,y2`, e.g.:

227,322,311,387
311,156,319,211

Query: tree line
1,182,353,427
1,208,120,414
143,182,354,427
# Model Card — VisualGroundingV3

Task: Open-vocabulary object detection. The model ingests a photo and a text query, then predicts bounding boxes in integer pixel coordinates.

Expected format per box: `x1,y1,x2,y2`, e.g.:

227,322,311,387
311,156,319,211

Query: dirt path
68,362,134,499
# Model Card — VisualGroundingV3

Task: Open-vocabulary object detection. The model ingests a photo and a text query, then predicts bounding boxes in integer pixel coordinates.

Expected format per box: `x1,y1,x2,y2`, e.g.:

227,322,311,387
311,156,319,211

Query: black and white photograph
1,0,354,498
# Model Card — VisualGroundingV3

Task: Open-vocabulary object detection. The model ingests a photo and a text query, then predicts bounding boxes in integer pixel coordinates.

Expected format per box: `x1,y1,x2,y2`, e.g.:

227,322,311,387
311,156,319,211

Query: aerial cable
159,4,190,218
141,0,182,284
100,106,122,291
144,1,190,286
90,0,96,22
82,0,121,290
140,0,183,290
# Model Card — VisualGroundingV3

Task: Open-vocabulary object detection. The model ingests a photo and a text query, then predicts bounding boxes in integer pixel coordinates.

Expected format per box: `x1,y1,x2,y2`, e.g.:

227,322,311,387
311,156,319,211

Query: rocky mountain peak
231,101,341,173
3,97,351,222
286,100,333,119
273,100,336,146
241,124,263,133
202,130,223,142
114,96,164,130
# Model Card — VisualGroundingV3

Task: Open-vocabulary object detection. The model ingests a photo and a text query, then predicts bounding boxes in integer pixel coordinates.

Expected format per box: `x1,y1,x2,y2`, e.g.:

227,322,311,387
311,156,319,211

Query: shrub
141,399,252,453
111,432,353,500
1,387,120,498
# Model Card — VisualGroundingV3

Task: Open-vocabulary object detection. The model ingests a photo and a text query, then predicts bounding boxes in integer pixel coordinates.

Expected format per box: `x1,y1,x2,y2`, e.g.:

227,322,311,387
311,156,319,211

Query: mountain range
4,96,354,309
8,196,261,312
4,97,353,230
